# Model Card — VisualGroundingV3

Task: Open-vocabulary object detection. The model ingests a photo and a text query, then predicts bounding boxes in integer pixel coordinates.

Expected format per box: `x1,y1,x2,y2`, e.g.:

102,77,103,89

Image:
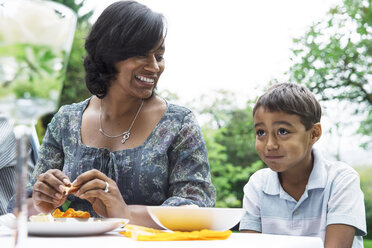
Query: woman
31,1,216,227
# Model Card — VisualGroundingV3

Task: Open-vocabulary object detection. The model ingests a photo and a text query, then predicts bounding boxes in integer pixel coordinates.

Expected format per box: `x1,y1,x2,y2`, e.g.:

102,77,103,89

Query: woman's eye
278,129,289,135
155,54,164,62
256,130,265,137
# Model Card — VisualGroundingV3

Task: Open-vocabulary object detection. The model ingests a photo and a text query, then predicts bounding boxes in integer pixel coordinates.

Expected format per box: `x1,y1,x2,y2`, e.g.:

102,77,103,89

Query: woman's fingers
33,180,63,200
33,169,71,213
48,168,71,185
75,178,108,196
70,169,128,218
33,189,63,204
78,188,107,199
72,169,109,187
37,169,71,194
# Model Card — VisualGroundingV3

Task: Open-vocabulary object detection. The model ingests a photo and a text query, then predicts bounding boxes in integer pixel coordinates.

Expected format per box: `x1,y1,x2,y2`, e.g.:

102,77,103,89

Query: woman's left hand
72,169,131,218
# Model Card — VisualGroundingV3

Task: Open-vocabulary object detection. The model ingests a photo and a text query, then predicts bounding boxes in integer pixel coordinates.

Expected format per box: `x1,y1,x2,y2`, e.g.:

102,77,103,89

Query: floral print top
31,98,216,217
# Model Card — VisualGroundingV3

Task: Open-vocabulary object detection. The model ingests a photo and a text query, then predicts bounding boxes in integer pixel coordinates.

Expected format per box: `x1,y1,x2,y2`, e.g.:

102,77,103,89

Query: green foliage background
37,0,92,140
192,92,263,207
288,0,372,148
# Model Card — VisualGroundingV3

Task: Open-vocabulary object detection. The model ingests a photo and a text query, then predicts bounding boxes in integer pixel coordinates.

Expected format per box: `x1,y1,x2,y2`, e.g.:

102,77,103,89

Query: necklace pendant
121,132,131,144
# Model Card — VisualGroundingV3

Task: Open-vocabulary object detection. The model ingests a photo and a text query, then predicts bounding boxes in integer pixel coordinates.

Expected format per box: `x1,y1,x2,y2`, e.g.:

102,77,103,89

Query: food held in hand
63,185,79,195
52,208,90,218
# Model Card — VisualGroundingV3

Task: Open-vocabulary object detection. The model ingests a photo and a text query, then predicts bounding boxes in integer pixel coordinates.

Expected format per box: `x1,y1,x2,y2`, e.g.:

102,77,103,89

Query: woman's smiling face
253,107,318,173
111,42,165,99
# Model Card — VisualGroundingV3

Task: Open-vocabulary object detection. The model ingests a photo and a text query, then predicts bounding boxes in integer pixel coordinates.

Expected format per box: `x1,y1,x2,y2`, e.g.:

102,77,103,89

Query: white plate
28,218,129,236
147,206,245,231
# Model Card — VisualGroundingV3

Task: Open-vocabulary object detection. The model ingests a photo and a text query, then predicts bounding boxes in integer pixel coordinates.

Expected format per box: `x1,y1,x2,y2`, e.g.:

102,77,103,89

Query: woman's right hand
32,169,71,213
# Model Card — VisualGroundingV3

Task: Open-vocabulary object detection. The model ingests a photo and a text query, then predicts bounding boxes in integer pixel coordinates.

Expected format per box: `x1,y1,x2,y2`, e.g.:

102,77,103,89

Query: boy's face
253,107,321,173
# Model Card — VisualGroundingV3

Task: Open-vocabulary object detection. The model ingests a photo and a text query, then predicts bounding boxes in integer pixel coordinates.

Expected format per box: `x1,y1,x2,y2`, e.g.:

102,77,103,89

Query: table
0,227,323,248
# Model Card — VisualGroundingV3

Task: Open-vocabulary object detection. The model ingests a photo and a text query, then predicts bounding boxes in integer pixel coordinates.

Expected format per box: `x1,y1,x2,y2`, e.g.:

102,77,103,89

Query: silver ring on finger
104,181,109,193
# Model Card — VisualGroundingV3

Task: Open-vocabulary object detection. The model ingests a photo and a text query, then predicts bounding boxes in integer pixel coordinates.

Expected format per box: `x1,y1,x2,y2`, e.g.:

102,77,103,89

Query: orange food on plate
52,208,90,218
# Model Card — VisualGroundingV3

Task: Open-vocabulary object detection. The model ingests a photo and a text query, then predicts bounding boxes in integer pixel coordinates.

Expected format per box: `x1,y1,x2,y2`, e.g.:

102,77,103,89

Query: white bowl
147,206,245,231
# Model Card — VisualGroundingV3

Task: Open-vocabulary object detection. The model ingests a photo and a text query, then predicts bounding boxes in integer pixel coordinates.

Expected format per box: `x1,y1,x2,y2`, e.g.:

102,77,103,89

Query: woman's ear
310,123,322,144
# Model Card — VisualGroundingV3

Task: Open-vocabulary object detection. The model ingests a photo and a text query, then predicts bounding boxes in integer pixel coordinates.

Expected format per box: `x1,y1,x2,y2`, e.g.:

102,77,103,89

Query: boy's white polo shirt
239,148,366,248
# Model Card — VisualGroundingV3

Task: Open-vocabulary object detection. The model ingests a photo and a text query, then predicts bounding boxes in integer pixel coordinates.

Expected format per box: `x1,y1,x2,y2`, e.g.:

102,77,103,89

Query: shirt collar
263,148,327,195
307,147,327,190
263,169,281,195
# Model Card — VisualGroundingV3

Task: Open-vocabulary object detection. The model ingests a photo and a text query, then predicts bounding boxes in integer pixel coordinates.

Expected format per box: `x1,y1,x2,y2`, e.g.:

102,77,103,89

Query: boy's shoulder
310,148,361,192
250,167,273,180
314,149,360,179
244,168,276,192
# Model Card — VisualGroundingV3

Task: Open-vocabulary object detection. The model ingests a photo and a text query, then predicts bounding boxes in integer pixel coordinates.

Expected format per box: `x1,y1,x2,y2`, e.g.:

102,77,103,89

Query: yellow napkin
120,224,232,241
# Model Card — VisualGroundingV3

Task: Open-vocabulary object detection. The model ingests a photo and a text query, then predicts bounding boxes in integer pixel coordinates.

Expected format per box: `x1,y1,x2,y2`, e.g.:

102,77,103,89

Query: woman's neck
97,89,146,119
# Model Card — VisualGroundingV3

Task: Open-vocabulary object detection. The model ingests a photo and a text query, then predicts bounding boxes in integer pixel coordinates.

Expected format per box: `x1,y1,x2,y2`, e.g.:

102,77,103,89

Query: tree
192,90,263,207
358,110,372,148
203,122,263,208
215,107,260,168
53,0,93,107
39,1,93,137
188,89,238,129
288,0,372,147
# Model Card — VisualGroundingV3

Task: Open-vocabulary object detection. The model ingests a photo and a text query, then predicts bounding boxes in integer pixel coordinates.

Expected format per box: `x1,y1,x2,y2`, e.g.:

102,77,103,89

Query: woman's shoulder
48,98,91,131
163,102,195,122
55,98,91,118
167,102,193,115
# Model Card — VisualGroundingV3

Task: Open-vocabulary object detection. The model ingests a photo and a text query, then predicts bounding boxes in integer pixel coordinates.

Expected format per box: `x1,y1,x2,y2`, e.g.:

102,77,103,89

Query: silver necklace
99,99,145,144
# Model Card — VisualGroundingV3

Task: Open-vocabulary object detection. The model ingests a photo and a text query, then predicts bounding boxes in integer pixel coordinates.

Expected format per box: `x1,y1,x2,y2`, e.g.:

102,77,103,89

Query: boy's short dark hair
253,82,322,130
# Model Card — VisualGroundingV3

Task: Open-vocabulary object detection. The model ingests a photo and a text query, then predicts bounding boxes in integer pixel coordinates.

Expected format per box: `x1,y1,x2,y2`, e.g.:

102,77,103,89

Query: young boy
239,83,366,248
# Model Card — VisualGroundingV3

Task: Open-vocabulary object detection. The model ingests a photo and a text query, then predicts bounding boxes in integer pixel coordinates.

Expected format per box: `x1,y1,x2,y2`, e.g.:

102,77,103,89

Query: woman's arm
164,111,216,207
127,205,163,228
30,107,71,214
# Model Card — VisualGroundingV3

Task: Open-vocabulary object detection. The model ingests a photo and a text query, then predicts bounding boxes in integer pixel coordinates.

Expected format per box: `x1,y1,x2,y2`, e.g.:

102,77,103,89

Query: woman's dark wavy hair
84,1,166,98
253,83,322,130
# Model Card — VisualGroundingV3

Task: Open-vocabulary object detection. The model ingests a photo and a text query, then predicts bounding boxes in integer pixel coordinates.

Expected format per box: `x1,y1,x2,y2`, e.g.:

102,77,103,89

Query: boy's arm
324,224,355,248
241,230,260,233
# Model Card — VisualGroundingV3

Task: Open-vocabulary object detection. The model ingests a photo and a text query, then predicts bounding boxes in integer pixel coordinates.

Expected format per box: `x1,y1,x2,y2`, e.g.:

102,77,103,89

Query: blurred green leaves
191,90,263,208
288,0,372,148
38,0,92,136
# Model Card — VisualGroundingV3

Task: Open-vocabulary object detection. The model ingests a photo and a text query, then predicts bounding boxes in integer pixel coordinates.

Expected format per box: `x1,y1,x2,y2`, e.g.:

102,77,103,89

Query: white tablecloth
0,227,323,248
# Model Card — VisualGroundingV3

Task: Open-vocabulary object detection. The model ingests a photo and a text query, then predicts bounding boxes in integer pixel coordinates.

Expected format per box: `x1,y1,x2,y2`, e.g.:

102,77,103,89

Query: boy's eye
278,128,289,135
256,130,266,137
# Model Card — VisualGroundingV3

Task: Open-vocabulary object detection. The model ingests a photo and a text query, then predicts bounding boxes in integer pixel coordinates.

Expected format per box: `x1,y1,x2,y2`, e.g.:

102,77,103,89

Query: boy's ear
310,123,322,144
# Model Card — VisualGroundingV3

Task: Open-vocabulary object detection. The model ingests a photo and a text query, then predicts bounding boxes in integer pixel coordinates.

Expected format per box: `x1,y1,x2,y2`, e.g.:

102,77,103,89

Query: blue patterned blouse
31,98,216,217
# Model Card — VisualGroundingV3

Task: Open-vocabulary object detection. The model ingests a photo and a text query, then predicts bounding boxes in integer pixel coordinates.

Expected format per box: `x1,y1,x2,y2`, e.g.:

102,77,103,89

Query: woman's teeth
136,75,154,83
